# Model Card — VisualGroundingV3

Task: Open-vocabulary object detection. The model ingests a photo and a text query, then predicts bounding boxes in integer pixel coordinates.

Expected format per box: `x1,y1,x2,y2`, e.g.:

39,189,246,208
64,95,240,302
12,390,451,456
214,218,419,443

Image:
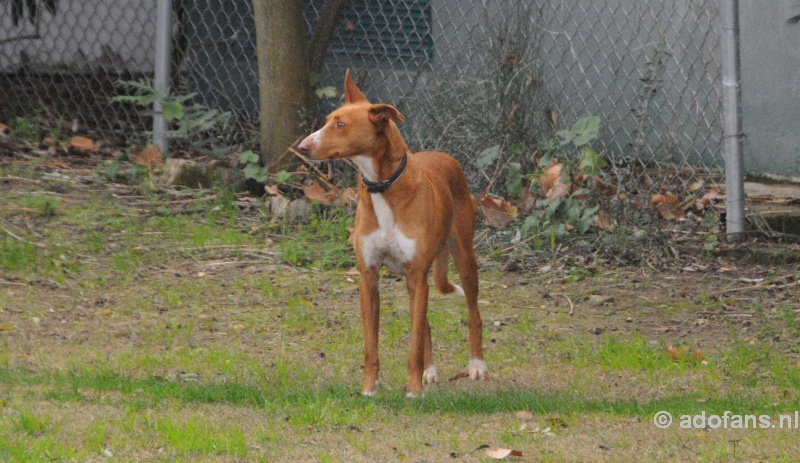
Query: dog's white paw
468,358,488,380
360,380,379,396
423,365,439,384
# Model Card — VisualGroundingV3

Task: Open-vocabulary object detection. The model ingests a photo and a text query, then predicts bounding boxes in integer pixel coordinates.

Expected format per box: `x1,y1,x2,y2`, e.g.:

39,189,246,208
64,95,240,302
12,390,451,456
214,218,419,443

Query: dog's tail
433,247,464,296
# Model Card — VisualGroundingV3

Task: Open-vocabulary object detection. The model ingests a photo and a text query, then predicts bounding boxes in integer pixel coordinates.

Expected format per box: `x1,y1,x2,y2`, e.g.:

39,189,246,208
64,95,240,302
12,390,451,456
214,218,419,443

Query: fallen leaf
485,448,513,459
263,185,278,196
516,410,534,422
0,324,14,332
518,185,536,213
695,187,725,210
593,177,618,196
546,182,570,201
0,122,10,134
539,160,563,193
340,187,358,206
651,192,684,220
132,145,163,169
692,348,705,363
593,211,617,230
66,135,99,153
302,181,329,203
479,194,518,229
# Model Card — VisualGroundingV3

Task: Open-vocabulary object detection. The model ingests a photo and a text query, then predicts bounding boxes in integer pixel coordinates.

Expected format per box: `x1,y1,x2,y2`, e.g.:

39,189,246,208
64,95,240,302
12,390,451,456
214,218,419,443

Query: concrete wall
0,0,155,73
740,0,800,179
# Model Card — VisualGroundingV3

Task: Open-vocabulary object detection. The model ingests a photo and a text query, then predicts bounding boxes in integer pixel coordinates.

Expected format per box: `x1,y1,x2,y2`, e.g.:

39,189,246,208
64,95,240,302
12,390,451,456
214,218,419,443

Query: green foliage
112,79,231,153
476,145,501,169
238,150,267,183
279,210,354,269
521,116,605,246
556,116,601,147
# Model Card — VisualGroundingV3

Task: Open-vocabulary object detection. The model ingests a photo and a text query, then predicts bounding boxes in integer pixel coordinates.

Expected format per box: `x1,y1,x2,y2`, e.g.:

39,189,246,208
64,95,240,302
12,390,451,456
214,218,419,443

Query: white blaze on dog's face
297,70,403,164
299,103,403,162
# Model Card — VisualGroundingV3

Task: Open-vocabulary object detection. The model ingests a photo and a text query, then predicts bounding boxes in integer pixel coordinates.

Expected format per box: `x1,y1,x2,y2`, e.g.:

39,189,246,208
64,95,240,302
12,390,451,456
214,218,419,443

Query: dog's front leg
359,266,381,395
405,267,429,397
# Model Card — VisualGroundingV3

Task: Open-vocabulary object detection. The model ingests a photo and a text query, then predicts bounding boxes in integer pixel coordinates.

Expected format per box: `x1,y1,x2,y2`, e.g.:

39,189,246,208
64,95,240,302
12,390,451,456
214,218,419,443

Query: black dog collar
361,154,408,194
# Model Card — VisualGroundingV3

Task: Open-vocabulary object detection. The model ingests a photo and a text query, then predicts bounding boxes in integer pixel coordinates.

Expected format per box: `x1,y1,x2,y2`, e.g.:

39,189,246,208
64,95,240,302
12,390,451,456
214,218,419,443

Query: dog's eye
335,121,346,128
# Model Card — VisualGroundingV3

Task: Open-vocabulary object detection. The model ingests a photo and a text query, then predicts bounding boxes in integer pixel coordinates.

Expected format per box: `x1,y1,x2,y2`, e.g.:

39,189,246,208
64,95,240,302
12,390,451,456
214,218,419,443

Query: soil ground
2,150,800,462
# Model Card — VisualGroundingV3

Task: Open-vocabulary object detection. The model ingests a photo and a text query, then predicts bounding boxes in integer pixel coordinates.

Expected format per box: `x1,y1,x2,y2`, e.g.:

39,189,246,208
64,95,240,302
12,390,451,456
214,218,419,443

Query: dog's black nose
297,138,311,156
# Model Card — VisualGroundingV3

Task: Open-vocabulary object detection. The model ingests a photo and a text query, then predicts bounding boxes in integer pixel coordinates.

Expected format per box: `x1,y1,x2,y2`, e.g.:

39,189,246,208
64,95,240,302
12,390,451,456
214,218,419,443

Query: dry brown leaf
692,348,705,363
515,410,534,422
479,194,517,229
448,371,470,381
651,192,680,207
345,268,360,277
340,187,358,205
302,181,329,203
593,177,618,196
593,211,617,231
539,160,563,193
132,145,163,168
66,135,99,153
0,123,11,135
265,184,282,197
651,192,684,220
546,182,570,201
518,185,536,213
695,187,725,210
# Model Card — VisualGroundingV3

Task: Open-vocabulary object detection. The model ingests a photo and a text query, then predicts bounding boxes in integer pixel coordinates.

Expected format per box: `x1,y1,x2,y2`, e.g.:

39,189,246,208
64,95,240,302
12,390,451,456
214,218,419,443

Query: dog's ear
344,69,369,104
368,104,405,128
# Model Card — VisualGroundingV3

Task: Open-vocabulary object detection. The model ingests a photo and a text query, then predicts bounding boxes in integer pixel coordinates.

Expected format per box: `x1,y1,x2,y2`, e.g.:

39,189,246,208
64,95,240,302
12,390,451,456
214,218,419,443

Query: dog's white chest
359,193,416,274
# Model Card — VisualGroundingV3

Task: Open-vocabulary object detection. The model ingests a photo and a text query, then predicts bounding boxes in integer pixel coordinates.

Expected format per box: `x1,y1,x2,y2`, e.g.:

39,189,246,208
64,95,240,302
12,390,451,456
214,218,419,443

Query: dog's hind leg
449,205,487,380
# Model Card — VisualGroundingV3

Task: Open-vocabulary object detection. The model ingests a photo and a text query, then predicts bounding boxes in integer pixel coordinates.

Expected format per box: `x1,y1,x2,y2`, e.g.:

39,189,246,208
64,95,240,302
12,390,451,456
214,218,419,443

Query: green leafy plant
112,79,231,154
238,151,267,183
520,116,606,247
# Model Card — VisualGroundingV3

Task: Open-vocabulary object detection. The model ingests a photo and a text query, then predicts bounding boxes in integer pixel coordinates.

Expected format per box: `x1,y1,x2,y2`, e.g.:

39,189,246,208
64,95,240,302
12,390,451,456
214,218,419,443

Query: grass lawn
2,161,800,462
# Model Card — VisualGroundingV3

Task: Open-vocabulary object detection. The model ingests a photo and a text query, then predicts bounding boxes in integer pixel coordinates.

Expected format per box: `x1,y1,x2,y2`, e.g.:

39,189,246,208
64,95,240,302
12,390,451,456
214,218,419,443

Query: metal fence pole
153,0,173,154
720,0,746,240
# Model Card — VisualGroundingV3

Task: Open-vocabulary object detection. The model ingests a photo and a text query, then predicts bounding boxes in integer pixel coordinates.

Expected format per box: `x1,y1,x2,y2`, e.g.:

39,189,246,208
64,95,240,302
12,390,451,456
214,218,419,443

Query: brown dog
298,70,486,396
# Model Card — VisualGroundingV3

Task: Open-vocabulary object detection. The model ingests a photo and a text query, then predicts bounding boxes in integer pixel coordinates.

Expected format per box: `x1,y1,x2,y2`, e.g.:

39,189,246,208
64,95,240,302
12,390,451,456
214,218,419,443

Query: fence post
153,0,173,155
720,0,746,241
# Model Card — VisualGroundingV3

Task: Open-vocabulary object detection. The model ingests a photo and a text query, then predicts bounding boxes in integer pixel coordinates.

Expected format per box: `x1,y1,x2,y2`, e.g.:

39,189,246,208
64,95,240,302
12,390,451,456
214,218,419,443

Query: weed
112,79,232,157
150,415,248,456
13,412,49,437
278,209,354,269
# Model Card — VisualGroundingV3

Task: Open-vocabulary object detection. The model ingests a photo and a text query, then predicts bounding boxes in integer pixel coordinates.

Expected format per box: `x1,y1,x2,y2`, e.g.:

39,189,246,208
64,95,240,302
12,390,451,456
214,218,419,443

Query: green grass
278,209,354,268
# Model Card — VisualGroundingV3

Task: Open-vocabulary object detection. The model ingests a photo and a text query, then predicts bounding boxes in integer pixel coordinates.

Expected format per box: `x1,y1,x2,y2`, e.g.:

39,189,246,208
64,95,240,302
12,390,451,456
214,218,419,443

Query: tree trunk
253,0,312,170
308,0,349,74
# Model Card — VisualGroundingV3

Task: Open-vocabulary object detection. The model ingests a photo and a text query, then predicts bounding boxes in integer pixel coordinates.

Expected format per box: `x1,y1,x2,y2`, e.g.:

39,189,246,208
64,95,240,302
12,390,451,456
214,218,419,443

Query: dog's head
298,69,404,161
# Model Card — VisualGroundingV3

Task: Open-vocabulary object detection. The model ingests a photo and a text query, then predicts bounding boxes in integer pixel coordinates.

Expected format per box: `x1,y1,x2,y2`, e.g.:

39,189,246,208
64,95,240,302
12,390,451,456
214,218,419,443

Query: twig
552,292,575,316
1,227,47,248
286,146,336,189
0,277,26,286
711,279,800,297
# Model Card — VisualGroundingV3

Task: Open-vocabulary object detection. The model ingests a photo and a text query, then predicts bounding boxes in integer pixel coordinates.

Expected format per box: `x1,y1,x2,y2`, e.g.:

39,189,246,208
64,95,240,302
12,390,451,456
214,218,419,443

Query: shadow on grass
2,367,796,420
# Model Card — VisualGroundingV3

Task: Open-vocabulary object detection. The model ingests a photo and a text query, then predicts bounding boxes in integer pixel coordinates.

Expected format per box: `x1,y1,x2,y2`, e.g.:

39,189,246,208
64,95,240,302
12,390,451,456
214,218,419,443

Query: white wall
0,0,156,73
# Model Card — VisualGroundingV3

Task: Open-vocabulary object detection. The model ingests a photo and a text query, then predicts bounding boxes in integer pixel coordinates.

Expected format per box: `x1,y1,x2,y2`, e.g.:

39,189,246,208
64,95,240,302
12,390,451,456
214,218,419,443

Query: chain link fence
1,0,723,197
